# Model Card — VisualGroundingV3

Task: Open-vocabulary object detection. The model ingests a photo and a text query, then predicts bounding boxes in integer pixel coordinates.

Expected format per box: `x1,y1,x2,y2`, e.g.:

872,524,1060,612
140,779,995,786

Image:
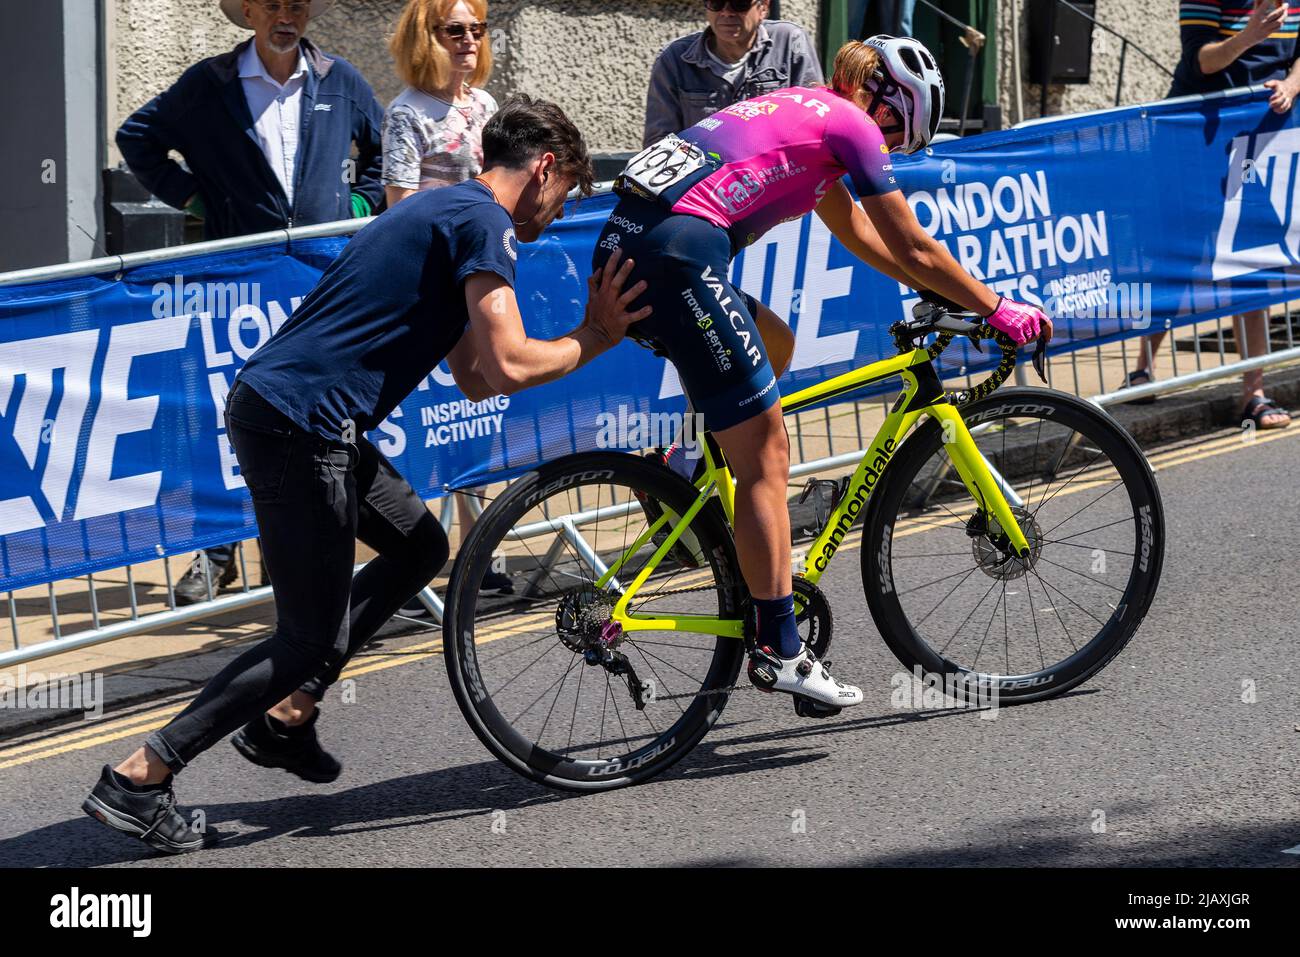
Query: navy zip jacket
116,38,385,240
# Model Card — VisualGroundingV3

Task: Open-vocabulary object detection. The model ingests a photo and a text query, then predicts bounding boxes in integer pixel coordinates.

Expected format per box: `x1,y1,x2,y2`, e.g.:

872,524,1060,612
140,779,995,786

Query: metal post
163,552,176,610
47,583,61,641
960,49,978,135
126,564,139,620
1041,0,1057,118
87,573,100,631
1115,39,1128,107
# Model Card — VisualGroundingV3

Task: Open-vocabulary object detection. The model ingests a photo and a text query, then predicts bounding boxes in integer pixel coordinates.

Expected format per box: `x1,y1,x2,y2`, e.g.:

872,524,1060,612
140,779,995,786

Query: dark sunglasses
705,0,760,12
435,20,488,40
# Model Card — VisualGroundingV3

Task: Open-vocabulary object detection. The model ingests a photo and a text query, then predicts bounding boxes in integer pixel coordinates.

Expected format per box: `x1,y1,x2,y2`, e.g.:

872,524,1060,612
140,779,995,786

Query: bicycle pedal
793,697,842,720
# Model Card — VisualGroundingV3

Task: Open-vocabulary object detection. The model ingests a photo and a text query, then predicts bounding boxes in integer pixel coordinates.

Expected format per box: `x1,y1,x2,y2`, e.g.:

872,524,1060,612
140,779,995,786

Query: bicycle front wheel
443,452,746,791
861,388,1164,703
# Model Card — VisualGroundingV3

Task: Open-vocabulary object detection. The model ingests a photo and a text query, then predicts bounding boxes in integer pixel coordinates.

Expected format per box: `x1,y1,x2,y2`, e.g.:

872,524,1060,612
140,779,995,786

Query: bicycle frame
595,344,1033,640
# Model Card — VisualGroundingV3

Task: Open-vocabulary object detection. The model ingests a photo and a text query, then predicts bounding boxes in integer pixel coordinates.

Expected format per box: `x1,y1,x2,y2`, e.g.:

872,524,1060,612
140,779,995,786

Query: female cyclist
593,35,1053,712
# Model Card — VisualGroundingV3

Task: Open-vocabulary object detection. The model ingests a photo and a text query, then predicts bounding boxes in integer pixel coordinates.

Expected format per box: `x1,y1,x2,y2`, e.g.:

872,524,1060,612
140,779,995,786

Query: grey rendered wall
995,0,1182,125
108,1,821,155
107,0,247,163
312,0,822,152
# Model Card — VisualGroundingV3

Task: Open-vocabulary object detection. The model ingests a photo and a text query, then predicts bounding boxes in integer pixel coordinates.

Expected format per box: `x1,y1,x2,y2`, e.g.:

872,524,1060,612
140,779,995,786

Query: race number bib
620,134,707,197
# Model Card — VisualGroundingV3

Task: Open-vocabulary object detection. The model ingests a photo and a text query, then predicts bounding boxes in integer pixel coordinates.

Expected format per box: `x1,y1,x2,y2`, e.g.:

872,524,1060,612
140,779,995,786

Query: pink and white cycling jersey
670,86,899,248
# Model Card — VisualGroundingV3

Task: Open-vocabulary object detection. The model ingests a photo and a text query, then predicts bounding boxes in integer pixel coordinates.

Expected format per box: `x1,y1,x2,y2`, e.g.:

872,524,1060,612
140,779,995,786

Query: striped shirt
1171,2,1300,94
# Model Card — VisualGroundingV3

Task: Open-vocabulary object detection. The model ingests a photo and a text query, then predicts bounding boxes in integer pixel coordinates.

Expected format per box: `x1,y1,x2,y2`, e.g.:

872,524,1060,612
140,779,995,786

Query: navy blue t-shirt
238,179,518,441
1170,2,1300,97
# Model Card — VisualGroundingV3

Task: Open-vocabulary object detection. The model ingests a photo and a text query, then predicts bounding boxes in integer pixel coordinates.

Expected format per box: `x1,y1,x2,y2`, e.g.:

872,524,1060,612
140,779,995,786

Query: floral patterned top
381,86,499,190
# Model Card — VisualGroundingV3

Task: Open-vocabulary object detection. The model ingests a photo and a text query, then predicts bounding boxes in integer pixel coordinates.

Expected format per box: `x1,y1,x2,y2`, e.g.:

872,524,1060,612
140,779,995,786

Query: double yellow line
2,424,1294,772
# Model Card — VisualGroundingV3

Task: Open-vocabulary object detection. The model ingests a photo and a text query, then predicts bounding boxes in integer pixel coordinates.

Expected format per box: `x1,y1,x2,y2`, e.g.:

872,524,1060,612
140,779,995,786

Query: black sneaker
231,709,341,783
480,570,514,594
82,765,219,855
174,551,237,606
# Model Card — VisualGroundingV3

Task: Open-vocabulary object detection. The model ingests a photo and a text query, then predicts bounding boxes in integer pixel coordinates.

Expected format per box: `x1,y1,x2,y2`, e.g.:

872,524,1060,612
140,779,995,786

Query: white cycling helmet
862,35,945,154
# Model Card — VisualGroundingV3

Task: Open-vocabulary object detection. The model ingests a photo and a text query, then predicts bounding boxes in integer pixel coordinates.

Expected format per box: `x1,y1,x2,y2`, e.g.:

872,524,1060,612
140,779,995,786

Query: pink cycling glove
986,297,1048,346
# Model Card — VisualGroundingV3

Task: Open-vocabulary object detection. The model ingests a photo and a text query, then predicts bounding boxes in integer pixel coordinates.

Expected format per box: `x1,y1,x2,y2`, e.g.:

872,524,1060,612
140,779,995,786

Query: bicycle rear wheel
861,388,1164,703
443,452,746,791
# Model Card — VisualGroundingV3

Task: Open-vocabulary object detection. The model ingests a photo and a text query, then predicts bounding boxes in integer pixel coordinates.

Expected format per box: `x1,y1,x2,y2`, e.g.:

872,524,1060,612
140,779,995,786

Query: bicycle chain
639,683,761,703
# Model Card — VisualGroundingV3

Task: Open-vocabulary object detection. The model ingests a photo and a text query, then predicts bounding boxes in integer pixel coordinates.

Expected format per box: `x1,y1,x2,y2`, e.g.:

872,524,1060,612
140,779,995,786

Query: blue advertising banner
2,88,1297,591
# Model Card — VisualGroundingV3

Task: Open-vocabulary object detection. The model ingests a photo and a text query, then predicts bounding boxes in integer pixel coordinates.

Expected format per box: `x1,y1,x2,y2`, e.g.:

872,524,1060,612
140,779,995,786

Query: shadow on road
0,756,572,867
677,802,1300,867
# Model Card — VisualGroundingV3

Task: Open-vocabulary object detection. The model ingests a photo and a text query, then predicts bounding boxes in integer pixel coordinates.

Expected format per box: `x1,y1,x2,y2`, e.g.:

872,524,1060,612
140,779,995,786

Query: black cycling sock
754,594,800,658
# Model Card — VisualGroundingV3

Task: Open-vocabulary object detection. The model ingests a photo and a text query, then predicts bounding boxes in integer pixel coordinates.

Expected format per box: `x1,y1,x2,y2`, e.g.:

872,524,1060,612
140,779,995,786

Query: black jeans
146,380,449,772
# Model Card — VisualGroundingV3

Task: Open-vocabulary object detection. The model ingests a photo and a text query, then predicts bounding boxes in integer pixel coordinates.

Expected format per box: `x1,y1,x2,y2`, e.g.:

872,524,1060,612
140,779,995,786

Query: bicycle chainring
791,576,833,659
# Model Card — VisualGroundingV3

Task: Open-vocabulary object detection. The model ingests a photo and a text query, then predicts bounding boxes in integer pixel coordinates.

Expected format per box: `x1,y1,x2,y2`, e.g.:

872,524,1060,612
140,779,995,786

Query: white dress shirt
238,42,309,206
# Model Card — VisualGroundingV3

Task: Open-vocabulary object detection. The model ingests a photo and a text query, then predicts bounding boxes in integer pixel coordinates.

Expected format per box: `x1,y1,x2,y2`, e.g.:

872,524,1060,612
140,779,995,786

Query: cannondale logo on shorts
503,228,518,261
607,214,644,234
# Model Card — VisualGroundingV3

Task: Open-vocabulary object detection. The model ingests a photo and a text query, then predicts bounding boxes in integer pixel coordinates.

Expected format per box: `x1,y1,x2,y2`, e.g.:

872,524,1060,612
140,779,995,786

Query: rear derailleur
556,590,649,710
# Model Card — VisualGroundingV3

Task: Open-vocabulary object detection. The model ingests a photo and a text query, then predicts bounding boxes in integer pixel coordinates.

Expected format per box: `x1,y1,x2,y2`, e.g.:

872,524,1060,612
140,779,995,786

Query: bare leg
1134,331,1165,374
709,301,797,598
752,301,795,377
114,745,171,786
712,402,791,600
1235,309,1289,427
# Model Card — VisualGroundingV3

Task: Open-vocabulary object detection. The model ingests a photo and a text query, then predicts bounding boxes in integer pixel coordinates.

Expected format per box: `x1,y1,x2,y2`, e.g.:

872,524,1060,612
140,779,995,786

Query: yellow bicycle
443,304,1165,790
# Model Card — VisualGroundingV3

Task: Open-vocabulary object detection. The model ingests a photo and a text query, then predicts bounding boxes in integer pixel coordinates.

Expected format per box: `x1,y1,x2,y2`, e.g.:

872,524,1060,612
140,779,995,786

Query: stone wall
993,0,1182,125
107,0,822,156
106,0,1189,150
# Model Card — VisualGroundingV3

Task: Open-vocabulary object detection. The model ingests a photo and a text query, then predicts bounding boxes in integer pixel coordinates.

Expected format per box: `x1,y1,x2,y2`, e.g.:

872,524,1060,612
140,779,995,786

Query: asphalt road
2,423,1298,868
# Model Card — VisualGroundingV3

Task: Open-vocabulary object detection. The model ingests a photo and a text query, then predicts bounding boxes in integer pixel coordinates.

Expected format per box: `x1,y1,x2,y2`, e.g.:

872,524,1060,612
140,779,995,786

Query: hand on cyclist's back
584,248,653,347
987,297,1053,347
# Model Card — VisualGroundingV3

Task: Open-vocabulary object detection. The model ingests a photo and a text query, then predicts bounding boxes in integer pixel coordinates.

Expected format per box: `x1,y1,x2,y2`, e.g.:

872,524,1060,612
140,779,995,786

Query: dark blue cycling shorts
591,193,779,432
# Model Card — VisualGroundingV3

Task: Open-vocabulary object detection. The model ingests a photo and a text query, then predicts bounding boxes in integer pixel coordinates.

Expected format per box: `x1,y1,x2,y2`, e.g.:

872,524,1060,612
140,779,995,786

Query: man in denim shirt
643,0,823,147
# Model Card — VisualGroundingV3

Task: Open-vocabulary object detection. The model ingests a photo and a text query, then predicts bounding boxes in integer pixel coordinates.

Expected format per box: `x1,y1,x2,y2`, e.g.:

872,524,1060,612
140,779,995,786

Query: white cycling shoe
748,643,864,712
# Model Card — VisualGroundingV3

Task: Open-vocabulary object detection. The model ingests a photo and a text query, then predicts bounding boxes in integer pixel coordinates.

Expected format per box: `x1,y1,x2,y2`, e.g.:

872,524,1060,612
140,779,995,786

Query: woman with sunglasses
384,0,514,600
596,36,1053,712
384,0,495,205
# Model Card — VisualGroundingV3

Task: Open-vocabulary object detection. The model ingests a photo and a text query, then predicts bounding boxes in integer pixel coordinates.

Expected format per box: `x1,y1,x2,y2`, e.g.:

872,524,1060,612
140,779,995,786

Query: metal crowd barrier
5,138,1300,669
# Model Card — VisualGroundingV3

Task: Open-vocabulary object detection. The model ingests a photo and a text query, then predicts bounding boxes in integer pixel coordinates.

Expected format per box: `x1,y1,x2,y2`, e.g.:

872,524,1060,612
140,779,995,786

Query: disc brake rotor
970,506,1043,580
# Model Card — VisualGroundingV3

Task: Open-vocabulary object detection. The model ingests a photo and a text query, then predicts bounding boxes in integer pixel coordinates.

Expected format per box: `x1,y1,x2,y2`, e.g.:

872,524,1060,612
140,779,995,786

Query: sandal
1241,395,1292,430
1119,368,1157,405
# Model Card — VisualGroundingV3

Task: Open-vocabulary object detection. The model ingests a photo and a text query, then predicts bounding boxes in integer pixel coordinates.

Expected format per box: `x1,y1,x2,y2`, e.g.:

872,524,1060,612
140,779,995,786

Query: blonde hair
389,0,493,94
830,40,882,105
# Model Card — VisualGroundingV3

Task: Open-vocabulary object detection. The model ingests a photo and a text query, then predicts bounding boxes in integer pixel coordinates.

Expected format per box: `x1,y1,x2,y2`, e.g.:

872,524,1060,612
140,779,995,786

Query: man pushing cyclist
594,35,1052,711
84,94,651,854
85,37,1050,855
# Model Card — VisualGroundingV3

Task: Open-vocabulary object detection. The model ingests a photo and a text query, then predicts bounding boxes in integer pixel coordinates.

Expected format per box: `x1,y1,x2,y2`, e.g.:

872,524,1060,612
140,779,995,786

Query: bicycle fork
926,404,1032,558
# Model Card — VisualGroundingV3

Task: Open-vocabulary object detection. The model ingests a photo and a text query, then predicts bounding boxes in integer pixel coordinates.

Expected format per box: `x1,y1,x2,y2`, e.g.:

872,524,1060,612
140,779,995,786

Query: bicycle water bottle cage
796,477,850,533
